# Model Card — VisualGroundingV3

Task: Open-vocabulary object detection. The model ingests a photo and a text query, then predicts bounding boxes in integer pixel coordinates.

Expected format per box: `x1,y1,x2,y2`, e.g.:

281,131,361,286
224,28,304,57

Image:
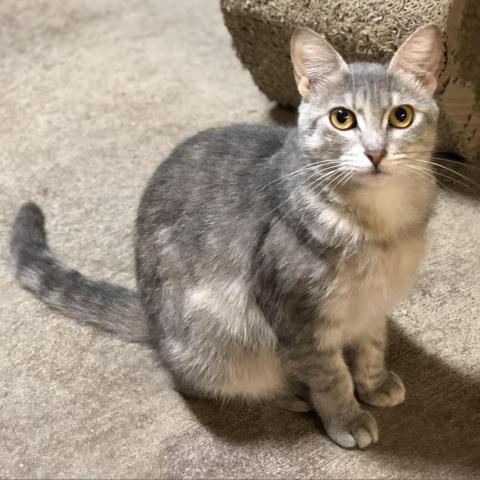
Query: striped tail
10,202,149,344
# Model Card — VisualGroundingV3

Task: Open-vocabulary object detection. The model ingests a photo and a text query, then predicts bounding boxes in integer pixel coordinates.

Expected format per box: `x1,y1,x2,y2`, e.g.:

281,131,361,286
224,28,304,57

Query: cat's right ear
290,28,349,97
388,24,443,94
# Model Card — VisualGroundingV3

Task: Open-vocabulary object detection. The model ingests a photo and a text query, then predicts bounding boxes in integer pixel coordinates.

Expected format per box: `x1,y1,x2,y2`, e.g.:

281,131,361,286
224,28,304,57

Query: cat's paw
358,371,405,407
326,410,379,449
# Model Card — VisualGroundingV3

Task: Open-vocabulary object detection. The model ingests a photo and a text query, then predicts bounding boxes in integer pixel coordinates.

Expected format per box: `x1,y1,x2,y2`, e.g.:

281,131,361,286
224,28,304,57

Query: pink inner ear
298,77,310,97
290,28,349,97
389,26,443,93
400,38,439,75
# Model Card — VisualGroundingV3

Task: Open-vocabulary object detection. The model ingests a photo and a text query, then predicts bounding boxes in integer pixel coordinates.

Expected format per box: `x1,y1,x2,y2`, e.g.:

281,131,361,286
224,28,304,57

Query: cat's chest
317,235,426,345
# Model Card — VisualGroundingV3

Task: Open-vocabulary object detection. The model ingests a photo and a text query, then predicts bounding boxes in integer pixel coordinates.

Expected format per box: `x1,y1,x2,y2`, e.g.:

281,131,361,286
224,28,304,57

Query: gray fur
10,29,441,449
10,203,149,343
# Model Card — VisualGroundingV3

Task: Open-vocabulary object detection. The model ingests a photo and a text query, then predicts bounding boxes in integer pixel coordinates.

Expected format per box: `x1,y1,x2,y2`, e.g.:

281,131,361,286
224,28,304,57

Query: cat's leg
286,342,378,449
352,322,405,408
306,347,378,448
274,379,311,413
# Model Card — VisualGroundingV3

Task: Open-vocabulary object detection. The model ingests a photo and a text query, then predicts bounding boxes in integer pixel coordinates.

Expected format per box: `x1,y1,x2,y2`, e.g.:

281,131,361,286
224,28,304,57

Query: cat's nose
365,149,387,168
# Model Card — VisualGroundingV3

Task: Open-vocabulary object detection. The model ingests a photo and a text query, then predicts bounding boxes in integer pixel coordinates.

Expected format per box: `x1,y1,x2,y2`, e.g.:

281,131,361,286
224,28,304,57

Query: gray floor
1,0,479,478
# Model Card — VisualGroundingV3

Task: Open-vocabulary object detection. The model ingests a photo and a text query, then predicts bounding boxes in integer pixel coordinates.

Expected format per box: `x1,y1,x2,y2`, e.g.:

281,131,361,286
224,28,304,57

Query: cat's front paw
325,410,378,449
358,371,405,407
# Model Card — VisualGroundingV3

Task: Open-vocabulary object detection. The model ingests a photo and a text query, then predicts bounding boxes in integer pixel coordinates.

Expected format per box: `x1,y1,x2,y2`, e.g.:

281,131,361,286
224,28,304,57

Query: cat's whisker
327,171,353,195
398,166,458,195
330,170,351,191
393,154,480,191
301,165,350,189
257,167,348,225
401,164,477,193
398,165,436,182
429,158,480,170
260,159,357,192
261,158,361,193
419,162,480,191
314,169,348,196
300,173,340,198
260,164,326,191
393,152,480,171
307,168,345,192
306,173,342,197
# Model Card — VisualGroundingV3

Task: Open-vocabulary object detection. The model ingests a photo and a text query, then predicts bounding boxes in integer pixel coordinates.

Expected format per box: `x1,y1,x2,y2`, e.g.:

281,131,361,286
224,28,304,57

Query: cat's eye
388,105,414,129
330,108,357,130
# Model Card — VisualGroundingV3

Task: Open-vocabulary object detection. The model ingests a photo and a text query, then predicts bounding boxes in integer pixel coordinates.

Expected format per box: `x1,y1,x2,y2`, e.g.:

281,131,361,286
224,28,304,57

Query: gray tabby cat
10,24,443,448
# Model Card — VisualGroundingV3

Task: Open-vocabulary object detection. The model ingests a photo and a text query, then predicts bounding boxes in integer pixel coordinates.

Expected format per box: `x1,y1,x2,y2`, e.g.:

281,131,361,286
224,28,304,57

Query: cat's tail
10,202,150,344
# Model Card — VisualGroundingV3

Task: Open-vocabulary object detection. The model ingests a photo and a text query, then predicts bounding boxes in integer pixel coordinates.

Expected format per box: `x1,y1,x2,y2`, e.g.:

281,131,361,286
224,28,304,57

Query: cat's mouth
353,167,388,185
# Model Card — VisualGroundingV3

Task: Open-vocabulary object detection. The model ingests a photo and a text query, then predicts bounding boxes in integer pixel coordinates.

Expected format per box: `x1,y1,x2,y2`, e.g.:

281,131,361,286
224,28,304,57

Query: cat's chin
351,169,389,186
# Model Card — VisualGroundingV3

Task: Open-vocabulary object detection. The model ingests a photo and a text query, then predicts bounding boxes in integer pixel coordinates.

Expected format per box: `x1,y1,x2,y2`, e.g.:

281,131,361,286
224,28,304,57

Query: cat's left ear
290,28,349,97
388,24,444,94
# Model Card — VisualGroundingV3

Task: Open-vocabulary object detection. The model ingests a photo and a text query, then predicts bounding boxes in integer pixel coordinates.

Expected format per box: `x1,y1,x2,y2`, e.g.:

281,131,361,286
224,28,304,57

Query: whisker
418,161,480,190
401,164,477,193
301,166,346,190
398,166,459,195
314,170,347,196
256,165,352,225
268,169,346,228
331,171,353,194
393,154,480,192
393,152,480,170
259,163,326,191
259,158,358,192
308,169,344,192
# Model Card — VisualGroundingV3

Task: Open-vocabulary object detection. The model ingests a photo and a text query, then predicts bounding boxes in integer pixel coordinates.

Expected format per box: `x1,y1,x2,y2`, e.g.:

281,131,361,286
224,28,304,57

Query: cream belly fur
318,235,427,350
218,350,285,399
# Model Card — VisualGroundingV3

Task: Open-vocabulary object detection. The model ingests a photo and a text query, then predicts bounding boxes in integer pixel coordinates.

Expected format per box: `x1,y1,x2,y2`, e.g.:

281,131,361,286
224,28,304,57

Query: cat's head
290,25,444,238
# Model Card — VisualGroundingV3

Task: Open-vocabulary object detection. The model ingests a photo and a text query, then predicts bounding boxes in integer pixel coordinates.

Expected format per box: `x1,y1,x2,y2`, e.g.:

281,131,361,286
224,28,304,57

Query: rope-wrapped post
221,0,480,163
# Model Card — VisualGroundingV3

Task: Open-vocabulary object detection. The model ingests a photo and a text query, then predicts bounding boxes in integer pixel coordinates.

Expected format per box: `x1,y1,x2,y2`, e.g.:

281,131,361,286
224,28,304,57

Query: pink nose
365,149,387,167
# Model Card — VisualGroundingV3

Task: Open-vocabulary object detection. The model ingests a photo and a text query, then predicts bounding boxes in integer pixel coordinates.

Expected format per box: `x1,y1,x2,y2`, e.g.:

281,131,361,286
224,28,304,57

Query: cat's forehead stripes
348,63,392,115
309,62,405,118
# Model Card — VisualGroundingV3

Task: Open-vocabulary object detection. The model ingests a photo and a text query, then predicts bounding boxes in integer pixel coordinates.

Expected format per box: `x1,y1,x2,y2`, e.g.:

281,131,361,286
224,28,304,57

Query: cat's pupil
336,109,349,124
395,108,407,122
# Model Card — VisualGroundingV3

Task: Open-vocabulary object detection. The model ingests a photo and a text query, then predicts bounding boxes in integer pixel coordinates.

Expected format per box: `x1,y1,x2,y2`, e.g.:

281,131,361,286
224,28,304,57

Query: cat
10,24,443,449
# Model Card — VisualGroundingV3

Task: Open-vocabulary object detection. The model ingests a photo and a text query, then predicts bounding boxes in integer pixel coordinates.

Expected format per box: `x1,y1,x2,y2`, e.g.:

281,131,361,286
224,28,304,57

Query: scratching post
221,0,480,162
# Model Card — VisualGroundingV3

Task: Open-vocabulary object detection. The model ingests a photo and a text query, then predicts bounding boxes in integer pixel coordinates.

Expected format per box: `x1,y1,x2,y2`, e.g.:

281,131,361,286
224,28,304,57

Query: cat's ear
290,28,349,97
388,24,444,94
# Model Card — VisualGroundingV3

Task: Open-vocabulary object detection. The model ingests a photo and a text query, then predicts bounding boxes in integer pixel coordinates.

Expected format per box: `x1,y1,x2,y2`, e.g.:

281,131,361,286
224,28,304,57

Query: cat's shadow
269,104,297,127
183,322,479,472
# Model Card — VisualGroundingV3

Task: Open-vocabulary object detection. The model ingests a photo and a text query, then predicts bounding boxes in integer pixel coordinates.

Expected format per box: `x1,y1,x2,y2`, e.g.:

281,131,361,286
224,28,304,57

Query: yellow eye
388,105,414,128
330,108,357,130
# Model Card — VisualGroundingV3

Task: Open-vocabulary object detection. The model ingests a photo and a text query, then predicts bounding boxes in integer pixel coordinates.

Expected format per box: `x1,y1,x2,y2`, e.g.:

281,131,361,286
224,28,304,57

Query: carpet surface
0,0,479,478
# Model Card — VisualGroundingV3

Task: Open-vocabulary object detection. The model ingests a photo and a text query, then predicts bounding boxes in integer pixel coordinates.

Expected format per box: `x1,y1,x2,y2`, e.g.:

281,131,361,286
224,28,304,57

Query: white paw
358,371,405,407
326,410,379,449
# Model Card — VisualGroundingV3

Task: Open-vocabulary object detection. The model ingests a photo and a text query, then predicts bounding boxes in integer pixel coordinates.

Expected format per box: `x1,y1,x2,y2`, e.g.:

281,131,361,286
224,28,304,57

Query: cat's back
137,123,288,228
149,123,287,191
136,123,290,274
